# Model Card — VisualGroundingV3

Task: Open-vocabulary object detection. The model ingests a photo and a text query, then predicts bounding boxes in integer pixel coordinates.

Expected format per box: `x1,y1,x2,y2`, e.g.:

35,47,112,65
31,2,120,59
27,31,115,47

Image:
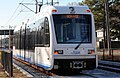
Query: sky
0,0,83,29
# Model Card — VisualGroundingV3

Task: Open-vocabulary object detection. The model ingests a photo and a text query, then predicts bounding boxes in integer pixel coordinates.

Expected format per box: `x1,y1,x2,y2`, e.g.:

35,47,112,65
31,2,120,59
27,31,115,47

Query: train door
35,17,51,69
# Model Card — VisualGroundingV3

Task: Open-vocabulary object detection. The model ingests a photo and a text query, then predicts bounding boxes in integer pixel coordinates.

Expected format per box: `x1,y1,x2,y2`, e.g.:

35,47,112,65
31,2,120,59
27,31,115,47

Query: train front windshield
53,14,92,43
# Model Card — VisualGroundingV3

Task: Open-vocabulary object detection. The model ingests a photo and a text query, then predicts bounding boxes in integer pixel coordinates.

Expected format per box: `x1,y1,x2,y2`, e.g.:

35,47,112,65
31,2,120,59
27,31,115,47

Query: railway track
13,58,120,78
13,57,100,78
98,60,120,73
13,57,59,77
79,72,98,78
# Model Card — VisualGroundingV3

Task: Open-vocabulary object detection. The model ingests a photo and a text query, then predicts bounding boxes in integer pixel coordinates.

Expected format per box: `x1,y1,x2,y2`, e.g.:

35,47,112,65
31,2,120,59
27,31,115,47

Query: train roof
38,5,92,15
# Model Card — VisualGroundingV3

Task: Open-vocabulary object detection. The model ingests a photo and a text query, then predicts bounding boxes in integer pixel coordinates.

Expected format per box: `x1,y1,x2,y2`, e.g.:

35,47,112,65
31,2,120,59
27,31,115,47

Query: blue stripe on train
16,55,31,61
35,63,51,69
15,54,51,69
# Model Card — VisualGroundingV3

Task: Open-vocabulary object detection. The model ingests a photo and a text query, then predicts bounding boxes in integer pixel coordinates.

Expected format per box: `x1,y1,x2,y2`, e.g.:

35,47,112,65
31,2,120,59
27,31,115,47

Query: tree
83,0,120,40
109,0,120,40
83,0,105,30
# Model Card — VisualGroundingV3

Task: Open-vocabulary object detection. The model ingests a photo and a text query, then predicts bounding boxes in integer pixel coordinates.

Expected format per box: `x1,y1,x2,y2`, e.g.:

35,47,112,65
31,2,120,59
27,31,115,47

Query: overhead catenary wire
10,12,22,25
12,0,36,25
4,5,20,26
4,0,25,26
4,0,43,27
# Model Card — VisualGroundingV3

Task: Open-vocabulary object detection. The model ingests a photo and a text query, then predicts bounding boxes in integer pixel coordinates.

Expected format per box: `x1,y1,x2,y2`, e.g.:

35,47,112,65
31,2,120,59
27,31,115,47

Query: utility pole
20,0,43,14
105,0,111,55
103,2,106,59
9,25,11,51
35,0,38,14
51,0,53,5
0,37,1,48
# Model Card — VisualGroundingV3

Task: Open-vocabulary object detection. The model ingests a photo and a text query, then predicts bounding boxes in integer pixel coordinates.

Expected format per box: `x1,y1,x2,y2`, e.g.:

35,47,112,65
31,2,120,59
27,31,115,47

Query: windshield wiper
75,43,81,50
74,34,87,50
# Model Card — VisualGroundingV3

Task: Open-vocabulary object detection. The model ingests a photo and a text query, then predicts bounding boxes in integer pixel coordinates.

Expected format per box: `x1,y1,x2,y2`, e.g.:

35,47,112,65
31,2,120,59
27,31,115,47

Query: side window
44,17,50,46
35,17,50,47
39,18,45,47
34,18,44,47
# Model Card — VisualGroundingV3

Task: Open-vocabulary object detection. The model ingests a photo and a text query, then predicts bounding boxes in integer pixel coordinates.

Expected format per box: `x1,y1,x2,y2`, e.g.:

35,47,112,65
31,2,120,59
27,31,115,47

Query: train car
13,5,98,71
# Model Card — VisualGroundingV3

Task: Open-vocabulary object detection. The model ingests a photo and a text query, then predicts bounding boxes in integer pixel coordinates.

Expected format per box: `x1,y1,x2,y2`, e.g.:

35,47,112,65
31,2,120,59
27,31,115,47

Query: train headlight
54,50,63,54
88,50,95,54
52,10,57,12
86,10,91,12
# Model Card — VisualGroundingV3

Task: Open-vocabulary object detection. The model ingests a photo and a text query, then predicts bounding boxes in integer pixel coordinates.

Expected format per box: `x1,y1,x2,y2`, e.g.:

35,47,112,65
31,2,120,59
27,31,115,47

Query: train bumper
53,58,96,70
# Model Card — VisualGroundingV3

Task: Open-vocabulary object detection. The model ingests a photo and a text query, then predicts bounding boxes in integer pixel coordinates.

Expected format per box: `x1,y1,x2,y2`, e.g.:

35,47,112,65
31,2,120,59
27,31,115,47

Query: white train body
13,5,97,71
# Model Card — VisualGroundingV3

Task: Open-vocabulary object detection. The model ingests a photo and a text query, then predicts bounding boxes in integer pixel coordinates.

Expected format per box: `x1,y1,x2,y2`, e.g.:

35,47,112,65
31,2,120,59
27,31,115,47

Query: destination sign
0,30,14,35
65,15,79,18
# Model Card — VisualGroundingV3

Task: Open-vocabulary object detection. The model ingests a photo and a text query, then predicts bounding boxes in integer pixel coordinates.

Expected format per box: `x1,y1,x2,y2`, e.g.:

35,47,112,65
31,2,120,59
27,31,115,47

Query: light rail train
13,5,98,72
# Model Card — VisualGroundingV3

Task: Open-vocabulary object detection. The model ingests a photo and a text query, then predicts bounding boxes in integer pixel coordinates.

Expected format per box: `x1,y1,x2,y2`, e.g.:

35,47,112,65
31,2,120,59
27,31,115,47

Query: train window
44,17,50,46
34,18,44,47
53,14,92,43
14,17,50,49
25,27,32,50
35,17,50,47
